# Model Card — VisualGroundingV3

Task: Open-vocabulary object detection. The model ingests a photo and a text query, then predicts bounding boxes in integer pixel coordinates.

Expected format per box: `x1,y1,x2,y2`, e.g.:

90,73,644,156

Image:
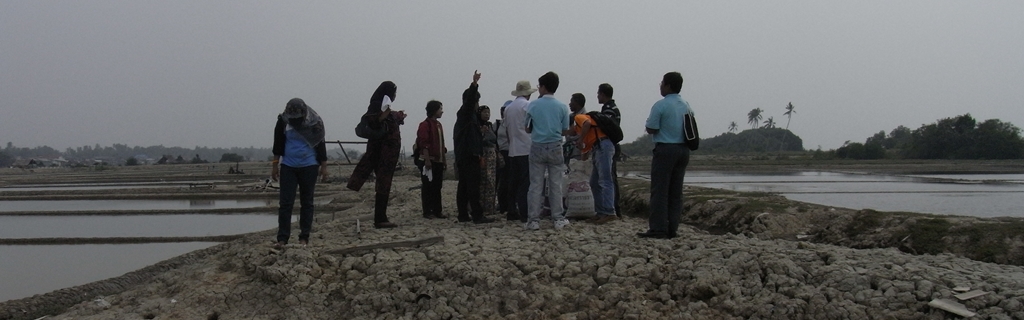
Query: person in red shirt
415,100,447,219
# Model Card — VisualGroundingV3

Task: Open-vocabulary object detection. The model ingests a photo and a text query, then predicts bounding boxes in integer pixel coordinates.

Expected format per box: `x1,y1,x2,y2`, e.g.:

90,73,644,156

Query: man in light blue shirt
524,71,571,230
639,72,692,239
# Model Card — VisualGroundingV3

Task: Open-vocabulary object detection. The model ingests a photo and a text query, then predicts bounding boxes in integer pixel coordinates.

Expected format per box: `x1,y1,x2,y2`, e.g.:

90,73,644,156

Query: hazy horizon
3,1,1022,152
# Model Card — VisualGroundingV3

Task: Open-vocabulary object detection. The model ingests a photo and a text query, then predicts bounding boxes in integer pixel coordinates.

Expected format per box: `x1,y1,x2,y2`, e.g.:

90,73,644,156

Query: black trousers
507,155,530,222
456,156,484,221
648,143,690,235
277,164,318,243
417,161,445,217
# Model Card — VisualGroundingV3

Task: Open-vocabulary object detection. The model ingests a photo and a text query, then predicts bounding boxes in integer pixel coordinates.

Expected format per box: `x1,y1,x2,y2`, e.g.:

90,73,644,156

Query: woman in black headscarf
347,81,405,228
272,98,328,248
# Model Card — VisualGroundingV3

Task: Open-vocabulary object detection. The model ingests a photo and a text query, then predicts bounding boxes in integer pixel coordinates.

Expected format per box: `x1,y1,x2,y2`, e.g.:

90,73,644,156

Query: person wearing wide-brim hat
510,80,538,97
503,80,537,222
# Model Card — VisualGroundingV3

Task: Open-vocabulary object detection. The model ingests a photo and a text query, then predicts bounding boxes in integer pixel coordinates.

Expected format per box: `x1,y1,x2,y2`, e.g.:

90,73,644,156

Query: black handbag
355,114,388,140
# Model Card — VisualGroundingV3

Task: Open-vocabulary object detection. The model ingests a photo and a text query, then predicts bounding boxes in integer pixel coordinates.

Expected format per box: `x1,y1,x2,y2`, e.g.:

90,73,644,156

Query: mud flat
2,161,1024,319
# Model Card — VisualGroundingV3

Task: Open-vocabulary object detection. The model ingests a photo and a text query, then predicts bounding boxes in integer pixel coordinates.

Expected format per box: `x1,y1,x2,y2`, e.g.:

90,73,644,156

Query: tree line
0,142,274,167
832,114,1024,160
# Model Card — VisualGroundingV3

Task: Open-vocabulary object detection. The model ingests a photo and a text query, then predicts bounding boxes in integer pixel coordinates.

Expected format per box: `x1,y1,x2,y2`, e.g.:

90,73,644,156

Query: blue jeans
277,164,318,243
528,142,566,223
648,143,690,235
590,139,616,216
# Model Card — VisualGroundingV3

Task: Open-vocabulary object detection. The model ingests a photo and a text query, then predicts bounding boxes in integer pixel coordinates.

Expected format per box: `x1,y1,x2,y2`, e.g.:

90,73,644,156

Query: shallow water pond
0,242,219,302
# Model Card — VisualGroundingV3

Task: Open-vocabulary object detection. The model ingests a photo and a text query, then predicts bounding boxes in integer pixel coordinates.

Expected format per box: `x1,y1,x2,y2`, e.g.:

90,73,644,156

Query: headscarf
368,81,397,114
279,98,325,148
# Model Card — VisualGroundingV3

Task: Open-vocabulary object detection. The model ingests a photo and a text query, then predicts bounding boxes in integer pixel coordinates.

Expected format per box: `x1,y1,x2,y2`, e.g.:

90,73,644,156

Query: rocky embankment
3,176,1024,319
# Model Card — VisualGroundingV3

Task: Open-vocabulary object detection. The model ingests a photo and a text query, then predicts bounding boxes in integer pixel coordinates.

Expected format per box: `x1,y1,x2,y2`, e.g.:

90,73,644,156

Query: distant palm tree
783,102,796,130
762,117,776,129
747,108,763,129
779,102,797,153
728,121,738,133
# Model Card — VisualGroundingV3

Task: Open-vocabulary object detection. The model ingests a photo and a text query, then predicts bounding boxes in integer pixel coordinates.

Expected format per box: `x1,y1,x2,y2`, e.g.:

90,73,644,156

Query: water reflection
0,243,219,302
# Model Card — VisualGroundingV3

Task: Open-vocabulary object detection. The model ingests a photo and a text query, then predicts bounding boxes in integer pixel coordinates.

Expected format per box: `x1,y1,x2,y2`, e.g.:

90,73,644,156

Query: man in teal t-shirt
524,71,571,231
640,72,692,239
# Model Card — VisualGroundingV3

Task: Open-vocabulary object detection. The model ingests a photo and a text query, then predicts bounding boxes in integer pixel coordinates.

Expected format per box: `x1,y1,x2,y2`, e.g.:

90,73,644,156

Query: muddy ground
2,159,1024,319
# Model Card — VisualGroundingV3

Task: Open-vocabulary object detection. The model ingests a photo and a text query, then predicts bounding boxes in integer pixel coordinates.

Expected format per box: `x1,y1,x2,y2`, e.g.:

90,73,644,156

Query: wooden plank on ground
324,236,444,256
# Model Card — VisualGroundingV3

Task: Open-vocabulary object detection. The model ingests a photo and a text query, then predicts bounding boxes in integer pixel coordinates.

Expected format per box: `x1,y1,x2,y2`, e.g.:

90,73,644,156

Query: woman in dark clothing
347,81,405,229
272,98,328,248
452,71,495,224
478,105,502,217
415,100,447,219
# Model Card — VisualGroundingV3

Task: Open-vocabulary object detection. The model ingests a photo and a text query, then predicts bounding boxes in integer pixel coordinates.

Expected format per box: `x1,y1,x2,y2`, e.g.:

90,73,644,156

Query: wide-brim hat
511,80,537,97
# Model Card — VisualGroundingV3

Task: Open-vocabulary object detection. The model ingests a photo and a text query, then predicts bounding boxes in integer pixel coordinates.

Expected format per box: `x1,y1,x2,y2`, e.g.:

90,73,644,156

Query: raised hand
473,70,481,84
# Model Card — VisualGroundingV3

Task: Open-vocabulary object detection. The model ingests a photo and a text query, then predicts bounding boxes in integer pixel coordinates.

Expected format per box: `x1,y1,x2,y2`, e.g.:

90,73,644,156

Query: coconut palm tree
779,102,797,152
747,108,763,129
728,121,738,133
783,102,796,130
762,117,776,129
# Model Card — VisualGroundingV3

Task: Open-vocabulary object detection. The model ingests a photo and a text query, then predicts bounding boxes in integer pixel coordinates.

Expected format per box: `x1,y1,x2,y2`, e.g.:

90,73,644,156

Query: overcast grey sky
2,1,1022,152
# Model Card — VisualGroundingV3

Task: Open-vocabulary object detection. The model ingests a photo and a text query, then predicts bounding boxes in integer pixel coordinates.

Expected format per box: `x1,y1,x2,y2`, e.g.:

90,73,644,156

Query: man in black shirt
597,83,622,216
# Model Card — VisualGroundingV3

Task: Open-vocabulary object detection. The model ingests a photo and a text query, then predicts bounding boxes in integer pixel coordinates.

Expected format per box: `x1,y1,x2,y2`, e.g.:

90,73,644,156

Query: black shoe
423,214,435,219
433,213,448,219
457,216,472,223
473,217,495,224
506,212,520,221
637,231,669,239
668,231,678,239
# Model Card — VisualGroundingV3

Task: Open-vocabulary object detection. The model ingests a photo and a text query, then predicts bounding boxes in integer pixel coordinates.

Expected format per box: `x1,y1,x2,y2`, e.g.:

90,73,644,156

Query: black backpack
585,111,623,144
683,111,699,151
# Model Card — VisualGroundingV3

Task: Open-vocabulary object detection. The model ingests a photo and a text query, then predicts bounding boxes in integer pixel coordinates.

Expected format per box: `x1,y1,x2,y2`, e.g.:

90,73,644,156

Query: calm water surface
680,171,1024,218
0,214,284,238
0,180,230,191
0,199,272,212
0,243,219,302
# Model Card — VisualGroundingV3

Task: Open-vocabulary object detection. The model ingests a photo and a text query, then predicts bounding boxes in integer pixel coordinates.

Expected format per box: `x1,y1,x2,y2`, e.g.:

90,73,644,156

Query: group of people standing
270,71,693,247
